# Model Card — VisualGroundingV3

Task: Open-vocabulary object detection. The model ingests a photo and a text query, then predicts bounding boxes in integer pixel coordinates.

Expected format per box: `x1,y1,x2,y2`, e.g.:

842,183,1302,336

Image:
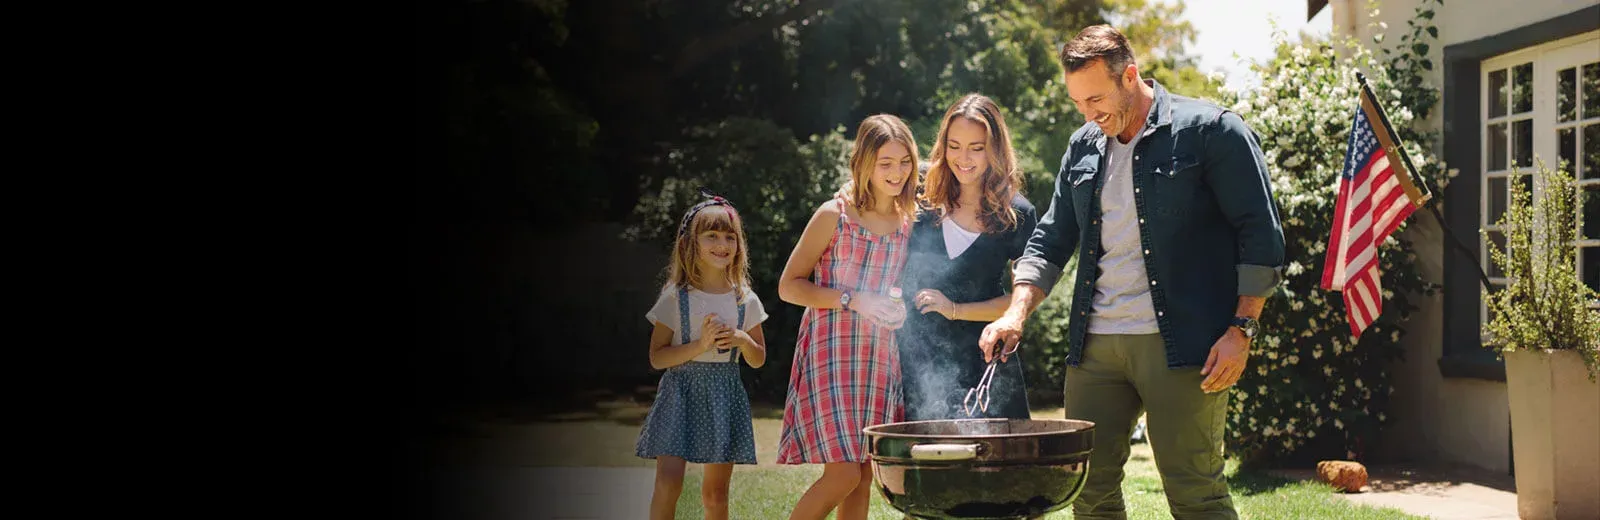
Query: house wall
1338,0,1598,50
1323,0,1595,474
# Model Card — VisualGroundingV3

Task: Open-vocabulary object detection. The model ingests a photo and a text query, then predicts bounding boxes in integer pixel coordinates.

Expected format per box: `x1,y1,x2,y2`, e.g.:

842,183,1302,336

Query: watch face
1237,317,1258,337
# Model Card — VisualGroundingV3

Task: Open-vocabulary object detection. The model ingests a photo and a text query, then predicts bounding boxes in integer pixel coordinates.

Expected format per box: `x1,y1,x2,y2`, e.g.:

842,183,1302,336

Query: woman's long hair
923,93,1023,232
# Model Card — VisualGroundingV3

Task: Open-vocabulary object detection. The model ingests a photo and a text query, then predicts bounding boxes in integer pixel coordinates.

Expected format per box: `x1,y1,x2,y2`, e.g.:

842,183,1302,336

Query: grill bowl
863,418,1095,519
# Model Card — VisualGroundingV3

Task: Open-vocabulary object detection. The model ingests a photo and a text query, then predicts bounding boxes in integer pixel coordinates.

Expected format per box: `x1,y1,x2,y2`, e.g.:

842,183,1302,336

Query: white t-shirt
1091,125,1160,334
942,217,981,259
646,286,769,363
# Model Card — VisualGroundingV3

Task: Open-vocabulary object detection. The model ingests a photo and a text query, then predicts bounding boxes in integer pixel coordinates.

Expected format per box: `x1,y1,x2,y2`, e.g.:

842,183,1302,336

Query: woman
898,93,1037,420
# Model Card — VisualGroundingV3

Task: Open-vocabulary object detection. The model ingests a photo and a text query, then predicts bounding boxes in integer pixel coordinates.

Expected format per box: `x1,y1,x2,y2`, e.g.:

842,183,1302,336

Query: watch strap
1231,316,1258,336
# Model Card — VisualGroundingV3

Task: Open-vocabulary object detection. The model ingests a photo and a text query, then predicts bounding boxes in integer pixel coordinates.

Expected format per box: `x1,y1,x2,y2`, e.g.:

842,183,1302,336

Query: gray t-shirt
1090,127,1159,334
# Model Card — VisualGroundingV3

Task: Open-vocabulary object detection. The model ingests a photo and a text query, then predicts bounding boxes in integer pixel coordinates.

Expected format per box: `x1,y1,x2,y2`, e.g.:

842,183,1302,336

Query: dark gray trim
1439,5,1600,381
1438,355,1506,381
1307,0,1328,22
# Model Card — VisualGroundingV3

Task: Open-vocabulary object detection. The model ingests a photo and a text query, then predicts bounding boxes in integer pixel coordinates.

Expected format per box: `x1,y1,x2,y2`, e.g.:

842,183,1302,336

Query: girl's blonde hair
665,202,752,297
924,93,1024,232
839,114,920,223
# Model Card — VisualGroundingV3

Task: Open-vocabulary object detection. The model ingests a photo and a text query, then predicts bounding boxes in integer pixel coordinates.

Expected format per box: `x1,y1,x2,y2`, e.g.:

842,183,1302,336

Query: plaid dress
777,197,910,464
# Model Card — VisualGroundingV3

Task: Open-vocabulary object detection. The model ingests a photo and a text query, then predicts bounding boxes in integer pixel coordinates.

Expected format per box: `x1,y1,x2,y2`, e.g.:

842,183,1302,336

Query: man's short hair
1058,24,1136,80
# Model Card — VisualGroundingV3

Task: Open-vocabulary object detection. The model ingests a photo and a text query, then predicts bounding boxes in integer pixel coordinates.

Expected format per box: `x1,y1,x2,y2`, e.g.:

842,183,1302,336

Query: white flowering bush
1222,0,1454,465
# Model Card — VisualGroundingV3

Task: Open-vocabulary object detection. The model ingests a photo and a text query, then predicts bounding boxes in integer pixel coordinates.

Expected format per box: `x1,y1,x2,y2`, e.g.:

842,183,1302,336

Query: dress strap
834,196,848,232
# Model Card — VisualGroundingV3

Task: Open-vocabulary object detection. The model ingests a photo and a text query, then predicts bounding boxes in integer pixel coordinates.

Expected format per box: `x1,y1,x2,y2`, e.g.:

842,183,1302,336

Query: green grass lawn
441,396,1423,519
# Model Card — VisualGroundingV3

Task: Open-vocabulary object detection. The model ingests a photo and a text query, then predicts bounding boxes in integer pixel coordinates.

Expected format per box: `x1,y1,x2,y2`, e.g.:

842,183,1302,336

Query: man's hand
1200,328,1250,393
979,313,1025,363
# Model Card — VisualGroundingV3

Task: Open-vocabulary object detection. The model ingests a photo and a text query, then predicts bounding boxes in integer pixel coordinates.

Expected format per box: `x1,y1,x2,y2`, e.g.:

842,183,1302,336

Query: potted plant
1482,157,1600,520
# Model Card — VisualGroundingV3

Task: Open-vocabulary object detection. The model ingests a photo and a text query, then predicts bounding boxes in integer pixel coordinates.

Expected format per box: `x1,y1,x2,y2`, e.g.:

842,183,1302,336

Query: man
979,25,1284,520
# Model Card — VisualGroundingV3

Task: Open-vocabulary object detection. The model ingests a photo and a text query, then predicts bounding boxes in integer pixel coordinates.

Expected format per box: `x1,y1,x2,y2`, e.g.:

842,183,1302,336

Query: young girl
635,190,769,520
776,114,919,520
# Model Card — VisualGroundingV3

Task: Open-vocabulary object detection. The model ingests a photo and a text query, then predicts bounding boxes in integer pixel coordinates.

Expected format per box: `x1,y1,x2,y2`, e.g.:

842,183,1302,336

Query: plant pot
1504,348,1600,520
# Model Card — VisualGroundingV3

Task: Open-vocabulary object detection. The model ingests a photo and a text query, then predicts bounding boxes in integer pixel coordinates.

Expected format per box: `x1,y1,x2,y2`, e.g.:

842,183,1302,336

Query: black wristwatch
1230,316,1260,339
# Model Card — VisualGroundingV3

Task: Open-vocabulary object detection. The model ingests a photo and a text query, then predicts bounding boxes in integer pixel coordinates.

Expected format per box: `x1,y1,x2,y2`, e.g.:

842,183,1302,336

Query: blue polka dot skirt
635,361,757,464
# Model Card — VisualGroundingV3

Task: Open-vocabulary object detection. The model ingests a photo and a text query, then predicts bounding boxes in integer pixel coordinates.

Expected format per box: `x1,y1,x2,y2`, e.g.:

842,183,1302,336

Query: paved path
1270,463,1518,520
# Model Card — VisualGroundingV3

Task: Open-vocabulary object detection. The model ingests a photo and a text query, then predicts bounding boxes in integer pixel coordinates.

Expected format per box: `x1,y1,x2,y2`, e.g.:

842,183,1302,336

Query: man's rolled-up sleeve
1203,111,1286,298
1013,152,1081,295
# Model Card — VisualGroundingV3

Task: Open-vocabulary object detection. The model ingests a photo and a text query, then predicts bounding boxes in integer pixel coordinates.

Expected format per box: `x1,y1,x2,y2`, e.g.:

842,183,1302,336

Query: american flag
1320,87,1431,338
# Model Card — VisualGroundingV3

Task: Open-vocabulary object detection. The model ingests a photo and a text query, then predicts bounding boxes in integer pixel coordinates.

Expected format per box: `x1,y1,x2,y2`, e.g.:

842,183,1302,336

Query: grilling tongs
962,342,1020,417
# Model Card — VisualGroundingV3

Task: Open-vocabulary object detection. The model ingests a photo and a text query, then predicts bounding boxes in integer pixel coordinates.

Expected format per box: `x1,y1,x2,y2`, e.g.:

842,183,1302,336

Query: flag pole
1355,71,1495,293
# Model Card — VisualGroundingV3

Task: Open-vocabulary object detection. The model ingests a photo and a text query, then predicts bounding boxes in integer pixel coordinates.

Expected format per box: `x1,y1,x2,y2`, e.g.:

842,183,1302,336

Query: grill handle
909,443,982,461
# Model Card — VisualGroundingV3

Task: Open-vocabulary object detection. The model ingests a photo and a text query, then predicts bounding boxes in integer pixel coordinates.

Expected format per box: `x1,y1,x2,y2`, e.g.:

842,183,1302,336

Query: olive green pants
1064,333,1237,520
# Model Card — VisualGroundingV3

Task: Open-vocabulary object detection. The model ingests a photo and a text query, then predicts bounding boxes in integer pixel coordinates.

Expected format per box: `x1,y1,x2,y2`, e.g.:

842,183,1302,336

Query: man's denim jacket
1014,79,1286,369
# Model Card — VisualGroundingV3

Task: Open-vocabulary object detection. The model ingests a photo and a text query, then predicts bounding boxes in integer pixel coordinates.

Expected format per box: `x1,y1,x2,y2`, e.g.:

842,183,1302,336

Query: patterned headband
676,186,738,239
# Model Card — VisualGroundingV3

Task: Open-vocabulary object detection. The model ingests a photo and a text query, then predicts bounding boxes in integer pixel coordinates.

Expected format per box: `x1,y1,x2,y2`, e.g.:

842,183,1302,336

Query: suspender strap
677,286,693,346
677,286,745,365
731,290,745,365
736,292,746,329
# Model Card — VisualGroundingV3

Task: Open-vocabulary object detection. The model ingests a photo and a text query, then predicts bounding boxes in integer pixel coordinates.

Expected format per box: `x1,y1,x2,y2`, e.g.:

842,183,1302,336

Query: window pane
1488,177,1508,225
1559,67,1578,123
1584,246,1599,293
1513,119,1533,169
1585,187,1599,241
1559,127,1577,176
1490,68,1508,118
1519,173,1533,201
1584,63,1600,119
1586,123,1600,181
1513,63,1534,114
1489,123,1508,171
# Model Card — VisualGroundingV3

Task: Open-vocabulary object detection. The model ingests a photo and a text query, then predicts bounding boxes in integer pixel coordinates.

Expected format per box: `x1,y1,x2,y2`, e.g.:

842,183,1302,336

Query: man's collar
1144,78,1172,134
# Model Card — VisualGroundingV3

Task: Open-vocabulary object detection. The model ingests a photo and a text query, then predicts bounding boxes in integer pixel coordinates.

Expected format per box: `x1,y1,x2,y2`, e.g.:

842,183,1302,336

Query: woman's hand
914,289,957,320
849,292,907,330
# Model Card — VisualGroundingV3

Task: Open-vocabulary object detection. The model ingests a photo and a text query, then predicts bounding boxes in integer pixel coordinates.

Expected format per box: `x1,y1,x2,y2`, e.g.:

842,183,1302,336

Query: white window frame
1480,30,1600,325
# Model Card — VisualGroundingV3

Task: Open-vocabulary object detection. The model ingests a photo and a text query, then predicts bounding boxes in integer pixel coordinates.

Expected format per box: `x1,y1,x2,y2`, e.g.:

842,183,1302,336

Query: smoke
907,354,961,419
904,351,1015,436
901,256,1015,436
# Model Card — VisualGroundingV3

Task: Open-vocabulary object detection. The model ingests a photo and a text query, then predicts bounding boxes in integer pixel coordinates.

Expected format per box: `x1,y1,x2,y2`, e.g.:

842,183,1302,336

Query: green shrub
626,118,853,402
1221,0,1453,464
1482,158,1600,377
